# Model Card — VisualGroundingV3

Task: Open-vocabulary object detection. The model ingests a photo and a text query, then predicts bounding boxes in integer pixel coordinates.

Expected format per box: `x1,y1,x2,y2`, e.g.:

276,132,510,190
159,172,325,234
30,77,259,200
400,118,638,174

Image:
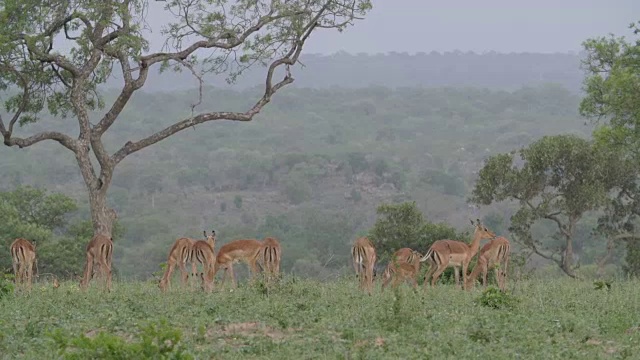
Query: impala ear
470,219,474,225
476,218,481,225
203,230,207,237
211,230,216,236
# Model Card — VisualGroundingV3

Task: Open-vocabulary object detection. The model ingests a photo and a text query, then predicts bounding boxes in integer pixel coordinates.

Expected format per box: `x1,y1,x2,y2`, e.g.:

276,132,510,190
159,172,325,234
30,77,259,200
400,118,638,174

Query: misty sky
145,0,639,54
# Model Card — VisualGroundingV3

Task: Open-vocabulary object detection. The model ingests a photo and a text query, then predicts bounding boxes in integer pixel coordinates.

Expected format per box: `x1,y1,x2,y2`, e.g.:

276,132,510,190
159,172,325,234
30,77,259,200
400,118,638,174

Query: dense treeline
0,84,601,278
108,52,586,93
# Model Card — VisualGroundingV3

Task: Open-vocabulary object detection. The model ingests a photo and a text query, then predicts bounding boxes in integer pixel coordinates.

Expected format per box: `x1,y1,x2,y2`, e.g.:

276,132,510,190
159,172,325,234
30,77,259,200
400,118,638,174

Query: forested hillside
107,52,586,93
0,82,595,277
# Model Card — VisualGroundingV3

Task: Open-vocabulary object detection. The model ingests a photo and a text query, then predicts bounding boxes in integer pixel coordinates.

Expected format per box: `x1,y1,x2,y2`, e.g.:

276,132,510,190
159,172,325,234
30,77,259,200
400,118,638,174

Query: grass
1,276,640,359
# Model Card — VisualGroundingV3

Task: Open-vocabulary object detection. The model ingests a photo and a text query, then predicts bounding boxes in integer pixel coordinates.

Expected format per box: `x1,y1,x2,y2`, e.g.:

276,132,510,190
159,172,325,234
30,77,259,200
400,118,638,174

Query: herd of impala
8,229,283,293
352,219,511,293
8,218,509,293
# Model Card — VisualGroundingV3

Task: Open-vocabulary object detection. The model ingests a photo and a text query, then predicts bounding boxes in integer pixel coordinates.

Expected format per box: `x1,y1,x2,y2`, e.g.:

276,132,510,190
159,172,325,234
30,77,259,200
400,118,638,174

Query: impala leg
453,266,460,288
431,264,448,286
178,260,189,287
483,262,490,288
26,261,33,291
422,261,437,289
461,263,469,289
228,263,237,288
80,254,94,290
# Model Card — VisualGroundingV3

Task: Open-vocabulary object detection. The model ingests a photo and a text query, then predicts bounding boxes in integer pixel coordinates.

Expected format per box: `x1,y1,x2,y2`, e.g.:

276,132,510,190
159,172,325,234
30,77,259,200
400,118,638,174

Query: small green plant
0,273,15,299
476,287,519,310
49,320,192,359
152,263,167,280
593,280,612,291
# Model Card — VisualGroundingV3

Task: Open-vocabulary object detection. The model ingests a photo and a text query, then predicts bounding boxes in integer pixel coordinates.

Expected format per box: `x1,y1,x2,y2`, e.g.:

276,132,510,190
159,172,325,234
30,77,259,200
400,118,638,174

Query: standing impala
192,233,217,293
80,234,114,292
10,238,37,291
159,230,216,292
260,237,281,283
213,239,263,288
351,236,376,294
421,219,496,289
465,236,510,291
381,248,422,291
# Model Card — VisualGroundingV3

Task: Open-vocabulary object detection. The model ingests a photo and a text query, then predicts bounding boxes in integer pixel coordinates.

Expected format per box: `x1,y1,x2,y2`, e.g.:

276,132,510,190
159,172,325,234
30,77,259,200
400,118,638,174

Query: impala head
204,230,216,245
470,218,496,239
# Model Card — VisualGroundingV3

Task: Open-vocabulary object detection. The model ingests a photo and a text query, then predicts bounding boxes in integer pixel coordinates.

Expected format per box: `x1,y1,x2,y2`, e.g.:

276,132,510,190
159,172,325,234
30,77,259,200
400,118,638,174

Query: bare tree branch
111,7,326,165
1,130,78,152
140,10,303,67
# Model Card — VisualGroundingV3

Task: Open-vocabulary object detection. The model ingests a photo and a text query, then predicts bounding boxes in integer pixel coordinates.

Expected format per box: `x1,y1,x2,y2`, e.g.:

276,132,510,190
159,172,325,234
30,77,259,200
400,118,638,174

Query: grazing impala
159,231,215,291
159,237,195,291
80,234,113,292
381,248,422,291
192,235,217,293
213,239,263,288
351,237,376,294
465,236,511,291
260,237,281,283
10,238,37,290
421,219,496,288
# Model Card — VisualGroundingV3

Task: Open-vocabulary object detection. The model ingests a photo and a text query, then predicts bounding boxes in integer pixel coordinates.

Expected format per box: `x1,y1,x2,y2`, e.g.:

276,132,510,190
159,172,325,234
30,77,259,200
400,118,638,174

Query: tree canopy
471,135,622,277
368,201,461,262
580,21,640,275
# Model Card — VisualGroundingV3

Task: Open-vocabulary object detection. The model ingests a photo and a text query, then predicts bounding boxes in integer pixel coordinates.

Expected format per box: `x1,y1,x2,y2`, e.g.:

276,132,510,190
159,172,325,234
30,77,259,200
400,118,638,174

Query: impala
10,238,37,290
192,237,216,293
381,248,422,291
351,236,376,294
465,236,511,291
421,219,496,288
159,237,195,292
213,239,263,288
159,230,216,292
80,234,113,292
260,237,281,283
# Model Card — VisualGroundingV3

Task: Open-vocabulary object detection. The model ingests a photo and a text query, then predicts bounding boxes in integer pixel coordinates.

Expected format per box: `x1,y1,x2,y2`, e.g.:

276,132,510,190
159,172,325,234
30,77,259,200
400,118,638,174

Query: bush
476,287,519,310
49,320,192,359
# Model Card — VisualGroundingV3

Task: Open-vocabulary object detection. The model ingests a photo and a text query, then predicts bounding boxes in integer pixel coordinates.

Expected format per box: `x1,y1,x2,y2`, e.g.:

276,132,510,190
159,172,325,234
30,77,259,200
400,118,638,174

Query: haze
143,0,640,54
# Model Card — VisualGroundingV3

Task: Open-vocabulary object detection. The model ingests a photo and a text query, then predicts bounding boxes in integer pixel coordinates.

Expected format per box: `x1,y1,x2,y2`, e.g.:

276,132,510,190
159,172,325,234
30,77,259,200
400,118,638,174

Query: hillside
0,83,594,277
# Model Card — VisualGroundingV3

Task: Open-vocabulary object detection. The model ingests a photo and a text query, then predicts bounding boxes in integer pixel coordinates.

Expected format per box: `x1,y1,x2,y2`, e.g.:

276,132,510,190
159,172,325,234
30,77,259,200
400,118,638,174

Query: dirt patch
209,322,290,341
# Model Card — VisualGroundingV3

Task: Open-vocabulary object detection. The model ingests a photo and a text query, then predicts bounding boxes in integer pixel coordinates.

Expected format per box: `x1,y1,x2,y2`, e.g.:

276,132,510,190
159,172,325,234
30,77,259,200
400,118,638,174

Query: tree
0,0,372,238
0,186,78,271
369,201,460,262
0,185,77,232
471,135,616,277
580,21,640,275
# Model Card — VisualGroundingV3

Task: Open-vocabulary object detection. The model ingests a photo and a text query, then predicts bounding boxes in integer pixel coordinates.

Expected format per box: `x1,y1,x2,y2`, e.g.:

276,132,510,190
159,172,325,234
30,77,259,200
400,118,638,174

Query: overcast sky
145,0,638,54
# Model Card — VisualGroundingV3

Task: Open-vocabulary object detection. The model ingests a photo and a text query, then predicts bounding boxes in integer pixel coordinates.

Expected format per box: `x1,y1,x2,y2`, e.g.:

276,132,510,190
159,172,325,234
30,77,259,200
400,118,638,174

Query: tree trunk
89,190,117,237
597,237,615,278
76,148,117,238
560,218,577,278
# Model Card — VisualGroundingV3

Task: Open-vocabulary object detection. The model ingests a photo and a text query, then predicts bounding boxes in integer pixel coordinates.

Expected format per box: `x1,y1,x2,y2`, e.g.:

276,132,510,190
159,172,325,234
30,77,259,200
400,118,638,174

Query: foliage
0,186,77,231
0,186,79,271
579,22,640,277
50,320,191,359
369,201,460,261
471,135,620,277
476,287,519,310
1,278,640,358
0,274,14,299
